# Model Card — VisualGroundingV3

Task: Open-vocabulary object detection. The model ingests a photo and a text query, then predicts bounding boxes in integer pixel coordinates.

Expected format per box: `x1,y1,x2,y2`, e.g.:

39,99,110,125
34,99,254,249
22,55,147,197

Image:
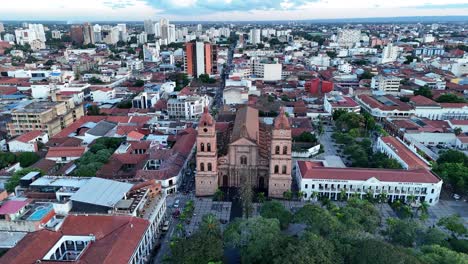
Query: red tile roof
46,147,86,158
12,130,44,143
298,161,440,184
357,94,413,111
127,131,145,140
0,215,149,264
380,136,430,170
0,200,29,214
409,95,438,106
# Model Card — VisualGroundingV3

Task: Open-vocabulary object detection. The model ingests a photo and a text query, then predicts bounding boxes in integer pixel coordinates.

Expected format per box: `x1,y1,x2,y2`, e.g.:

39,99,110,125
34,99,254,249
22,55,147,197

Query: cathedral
195,105,292,198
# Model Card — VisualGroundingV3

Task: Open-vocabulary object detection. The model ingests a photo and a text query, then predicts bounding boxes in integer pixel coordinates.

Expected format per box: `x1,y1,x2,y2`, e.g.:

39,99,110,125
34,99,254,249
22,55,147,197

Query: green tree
18,152,40,167
259,201,292,229
419,245,468,264
437,215,468,237
283,189,293,209
169,214,223,264
213,188,224,201
293,204,341,236
240,179,254,218
88,77,103,84
0,153,17,169
385,218,421,247
332,109,348,121
5,168,43,193
87,105,102,116
224,217,282,264
256,192,266,203
437,150,468,165
414,86,433,99
273,232,340,264
350,239,423,264
420,227,448,246
134,79,145,87
435,94,466,103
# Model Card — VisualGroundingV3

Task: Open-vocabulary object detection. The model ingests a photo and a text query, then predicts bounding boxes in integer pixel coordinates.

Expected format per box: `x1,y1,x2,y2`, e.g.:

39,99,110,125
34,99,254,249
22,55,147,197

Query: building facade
195,106,292,198
296,160,443,205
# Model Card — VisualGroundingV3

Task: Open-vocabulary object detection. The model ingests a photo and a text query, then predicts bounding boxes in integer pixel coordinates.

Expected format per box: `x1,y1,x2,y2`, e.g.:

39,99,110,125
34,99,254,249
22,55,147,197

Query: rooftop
298,161,440,184
0,215,149,264
70,178,133,208
380,136,430,170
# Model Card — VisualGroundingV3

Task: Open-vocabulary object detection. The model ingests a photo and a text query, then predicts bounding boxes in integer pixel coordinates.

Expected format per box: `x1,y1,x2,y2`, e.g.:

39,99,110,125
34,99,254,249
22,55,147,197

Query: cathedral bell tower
195,107,218,196
268,107,292,198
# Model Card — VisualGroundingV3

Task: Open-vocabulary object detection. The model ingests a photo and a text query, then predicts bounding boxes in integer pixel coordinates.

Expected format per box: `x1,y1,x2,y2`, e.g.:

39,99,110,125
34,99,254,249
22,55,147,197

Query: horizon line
1,15,468,24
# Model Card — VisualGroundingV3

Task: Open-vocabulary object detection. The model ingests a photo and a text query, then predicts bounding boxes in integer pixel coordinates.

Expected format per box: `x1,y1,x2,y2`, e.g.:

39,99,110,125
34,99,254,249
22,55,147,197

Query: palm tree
213,188,224,201
201,214,220,236
283,190,293,209
454,127,462,136
175,223,185,237
418,201,430,222
365,190,374,203
339,189,347,201
311,191,319,202
407,194,416,205
257,192,266,203
297,191,305,201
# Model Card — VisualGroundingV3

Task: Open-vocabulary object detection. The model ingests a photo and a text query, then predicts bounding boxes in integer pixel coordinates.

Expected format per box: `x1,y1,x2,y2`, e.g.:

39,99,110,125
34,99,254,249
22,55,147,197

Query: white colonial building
296,160,443,205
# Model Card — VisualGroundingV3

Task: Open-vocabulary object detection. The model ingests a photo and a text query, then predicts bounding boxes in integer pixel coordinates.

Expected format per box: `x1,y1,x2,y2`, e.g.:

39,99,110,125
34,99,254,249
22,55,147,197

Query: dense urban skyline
1,0,468,21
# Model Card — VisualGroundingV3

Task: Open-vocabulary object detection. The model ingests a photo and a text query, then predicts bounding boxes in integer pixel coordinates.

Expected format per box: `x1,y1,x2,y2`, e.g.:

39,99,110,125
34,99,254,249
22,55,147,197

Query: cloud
411,3,468,9
144,0,315,15
103,0,136,9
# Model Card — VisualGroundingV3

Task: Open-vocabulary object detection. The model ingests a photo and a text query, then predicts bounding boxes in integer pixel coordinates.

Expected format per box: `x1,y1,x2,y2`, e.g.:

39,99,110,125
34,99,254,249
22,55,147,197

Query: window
282,165,287,174
200,143,205,152
431,189,434,194
305,184,308,189
283,146,288,155
207,163,212,171
274,165,279,173
207,143,211,152
200,163,205,171
275,146,280,154
240,156,247,165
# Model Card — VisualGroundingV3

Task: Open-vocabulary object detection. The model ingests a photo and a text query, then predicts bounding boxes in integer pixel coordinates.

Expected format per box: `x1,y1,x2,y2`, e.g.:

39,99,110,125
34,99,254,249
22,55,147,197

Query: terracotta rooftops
46,147,86,158
0,214,149,264
298,161,440,184
12,130,44,143
380,136,430,170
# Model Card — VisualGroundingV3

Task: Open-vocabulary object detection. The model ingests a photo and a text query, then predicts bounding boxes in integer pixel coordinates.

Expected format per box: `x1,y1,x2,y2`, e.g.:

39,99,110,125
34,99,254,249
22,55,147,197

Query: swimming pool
27,205,53,221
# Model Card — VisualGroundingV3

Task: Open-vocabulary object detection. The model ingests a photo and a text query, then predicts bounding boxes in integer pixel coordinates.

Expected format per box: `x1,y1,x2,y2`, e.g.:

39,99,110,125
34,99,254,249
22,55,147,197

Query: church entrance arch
223,175,228,186
258,176,265,189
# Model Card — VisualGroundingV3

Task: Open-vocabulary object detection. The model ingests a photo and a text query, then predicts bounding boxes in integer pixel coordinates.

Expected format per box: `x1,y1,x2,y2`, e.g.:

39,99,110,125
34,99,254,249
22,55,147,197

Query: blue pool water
27,205,53,221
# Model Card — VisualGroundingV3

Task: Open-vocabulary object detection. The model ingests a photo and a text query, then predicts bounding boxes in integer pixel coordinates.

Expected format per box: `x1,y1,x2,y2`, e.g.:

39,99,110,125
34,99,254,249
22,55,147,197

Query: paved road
153,193,193,264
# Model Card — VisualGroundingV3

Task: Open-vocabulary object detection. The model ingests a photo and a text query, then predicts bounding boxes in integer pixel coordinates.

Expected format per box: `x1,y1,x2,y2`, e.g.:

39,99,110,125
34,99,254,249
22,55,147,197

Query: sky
1,0,468,21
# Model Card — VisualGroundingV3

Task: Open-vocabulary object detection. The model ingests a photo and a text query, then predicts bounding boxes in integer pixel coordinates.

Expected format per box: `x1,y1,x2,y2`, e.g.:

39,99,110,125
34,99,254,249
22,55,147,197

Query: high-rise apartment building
93,24,102,43
249,28,261,45
184,42,217,77
337,29,361,47
28,24,46,42
0,23,4,33
144,19,155,35
381,43,399,64
70,25,84,45
117,23,127,42
83,23,95,45
7,101,84,137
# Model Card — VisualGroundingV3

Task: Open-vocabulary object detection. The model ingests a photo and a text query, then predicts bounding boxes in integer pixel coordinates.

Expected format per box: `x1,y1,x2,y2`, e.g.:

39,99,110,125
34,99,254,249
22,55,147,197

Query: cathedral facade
195,106,292,198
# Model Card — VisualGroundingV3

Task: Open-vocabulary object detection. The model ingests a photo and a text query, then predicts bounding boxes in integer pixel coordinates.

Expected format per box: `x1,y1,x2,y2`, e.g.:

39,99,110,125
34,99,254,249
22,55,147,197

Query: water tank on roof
355,68,365,75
